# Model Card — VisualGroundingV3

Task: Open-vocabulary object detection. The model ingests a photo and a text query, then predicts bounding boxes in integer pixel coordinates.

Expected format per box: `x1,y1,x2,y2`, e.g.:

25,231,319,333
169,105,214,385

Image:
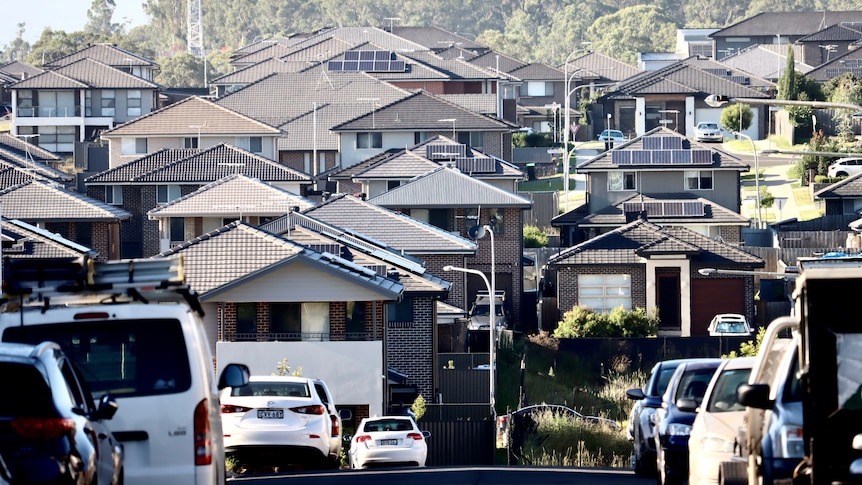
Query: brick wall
719,225,742,244
555,265,646,316
386,296,435,401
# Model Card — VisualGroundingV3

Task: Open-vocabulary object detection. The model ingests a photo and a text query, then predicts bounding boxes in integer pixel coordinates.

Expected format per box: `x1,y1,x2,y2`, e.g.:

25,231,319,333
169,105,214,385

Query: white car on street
693,122,723,143
826,157,862,178
348,416,430,469
220,376,342,470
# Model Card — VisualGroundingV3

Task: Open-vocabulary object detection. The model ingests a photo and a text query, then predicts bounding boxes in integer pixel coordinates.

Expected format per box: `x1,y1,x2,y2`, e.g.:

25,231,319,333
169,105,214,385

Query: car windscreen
706,367,751,412
231,381,310,397
675,368,717,404
0,362,56,417
654,367,678,396
3,319,192,398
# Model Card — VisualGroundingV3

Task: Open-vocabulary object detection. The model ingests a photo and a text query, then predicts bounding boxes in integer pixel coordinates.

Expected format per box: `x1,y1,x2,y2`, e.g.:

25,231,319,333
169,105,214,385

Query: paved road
231,466,656,485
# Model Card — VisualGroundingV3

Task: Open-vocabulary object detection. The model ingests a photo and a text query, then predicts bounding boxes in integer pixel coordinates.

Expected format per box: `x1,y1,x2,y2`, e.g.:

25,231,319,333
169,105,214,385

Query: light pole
733,131,762,229
562,48,588,215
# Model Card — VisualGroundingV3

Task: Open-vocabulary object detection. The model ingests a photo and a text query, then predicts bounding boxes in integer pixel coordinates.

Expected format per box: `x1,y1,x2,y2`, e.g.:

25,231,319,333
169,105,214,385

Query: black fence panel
418,419,495,466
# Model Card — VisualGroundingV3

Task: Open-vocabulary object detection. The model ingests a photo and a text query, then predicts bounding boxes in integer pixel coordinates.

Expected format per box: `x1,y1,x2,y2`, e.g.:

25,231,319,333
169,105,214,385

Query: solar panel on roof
631,150,651,164
612,151,632,165
683,201,704,216
426,144,467,159
691,150,713,164
359,51,375,61
671,150,691,164
663,201,684,216
344,61,359,71
661,137,683,149
328,61,343,71
652,150,671,164
730,76,750,85
390,60,406,72
643,137,661,150
344,51,360,61
359,60,374,71
375,51,391,61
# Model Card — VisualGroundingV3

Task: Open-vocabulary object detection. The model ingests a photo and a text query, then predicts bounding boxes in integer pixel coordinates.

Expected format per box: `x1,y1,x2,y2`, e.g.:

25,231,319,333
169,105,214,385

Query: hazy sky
3,0,148,45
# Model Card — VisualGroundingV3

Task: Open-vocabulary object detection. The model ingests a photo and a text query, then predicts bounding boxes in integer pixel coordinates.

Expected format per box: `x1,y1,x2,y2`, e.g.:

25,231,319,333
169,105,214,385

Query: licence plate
257,409,284,419
379,439,398,446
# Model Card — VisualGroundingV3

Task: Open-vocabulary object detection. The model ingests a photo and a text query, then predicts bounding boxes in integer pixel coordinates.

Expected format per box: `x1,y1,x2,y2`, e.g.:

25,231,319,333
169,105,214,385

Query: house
1,216,97,259
0,133,70,187
805,46,862,83
0,61,42,107
8,57,160,153
98,96,283,168
546,217,764,336
158,220,404,419
0,179,130,259
718,44,813,82
367,165,533,330
710,11,862,63
599,57,773,139
84,143,312,258
814,172,862,216
552,127,751,247
147,173,316,252
41,43,159,82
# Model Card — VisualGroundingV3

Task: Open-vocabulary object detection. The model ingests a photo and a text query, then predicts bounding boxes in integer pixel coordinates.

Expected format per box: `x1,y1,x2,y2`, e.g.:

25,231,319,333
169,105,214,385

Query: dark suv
654,358,722,485
0,341,123,484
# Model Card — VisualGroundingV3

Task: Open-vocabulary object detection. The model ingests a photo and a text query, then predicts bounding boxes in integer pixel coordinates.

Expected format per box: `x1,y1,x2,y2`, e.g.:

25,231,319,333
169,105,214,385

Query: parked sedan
654,358,722,485
597,129,626,143
220,376,342,469
0,341,123,485
687,357,755,485
827,157,862,178
693,122,723,143
348,416,430,469
707,313,753,337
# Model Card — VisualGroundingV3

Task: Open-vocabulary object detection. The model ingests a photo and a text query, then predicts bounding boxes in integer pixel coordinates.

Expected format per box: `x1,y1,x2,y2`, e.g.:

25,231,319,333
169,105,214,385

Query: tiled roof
276,103,370,151
610,59,773,98
9,69,87,90
712,12,862,38
1,217,96,259
508,63,564,81
230,37,305,60
682,56,774,88
85,144,312,184
719,44,813,79
101,96,282,136
230,42,303,66
303,194,477,255
0,148,70,183
550,202,592,226
576,126,749,172
52,58,158,89
465,51,526,74
565,52,640,82
0,61,43,80
806,48,862,81
283,26,430,54
0,180,131,221
797,23,862,42
389,27,487,54
332,90,516,131
547,218,764,267
814,172,862,198
215,71,410,128
369,166,532,209
209,58,297,85
148,174,315,217
158,221,403,299
0,133,62,163
437,94,498,115
385,50,499,80
42,43,157,69
576,193,750,226
0,166,53,188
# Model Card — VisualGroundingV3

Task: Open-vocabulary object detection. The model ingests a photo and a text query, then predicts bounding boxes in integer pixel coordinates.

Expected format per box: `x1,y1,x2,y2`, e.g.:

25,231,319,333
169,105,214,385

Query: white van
0,256,249,485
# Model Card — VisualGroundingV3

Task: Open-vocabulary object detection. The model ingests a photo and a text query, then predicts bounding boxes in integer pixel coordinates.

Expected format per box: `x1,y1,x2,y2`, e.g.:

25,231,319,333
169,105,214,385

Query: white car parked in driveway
827,157,862,178
693,122,723,143
220,376,342,470
348,416,430,469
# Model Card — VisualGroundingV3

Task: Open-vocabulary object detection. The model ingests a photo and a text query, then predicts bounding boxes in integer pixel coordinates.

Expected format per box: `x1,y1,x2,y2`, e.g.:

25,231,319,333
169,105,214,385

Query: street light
699,267,797,278
733,131,762,229
442,225,496,420
705,94,862,111
562,47,590,214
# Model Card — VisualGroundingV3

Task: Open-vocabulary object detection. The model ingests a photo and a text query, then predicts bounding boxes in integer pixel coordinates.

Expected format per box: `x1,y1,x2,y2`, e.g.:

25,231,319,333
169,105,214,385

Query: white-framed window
356,132,382,149
157,185,181,204
38,126,75,152
85,91,92,116
685,170,713,190
608,171,637,191
101,90,115,116
578,274,632,312
235,136,262,153
457,131,484,149
520,81,554,97
126,90,142,117
105,186,123,205
121,137,147,155
17,90,34,117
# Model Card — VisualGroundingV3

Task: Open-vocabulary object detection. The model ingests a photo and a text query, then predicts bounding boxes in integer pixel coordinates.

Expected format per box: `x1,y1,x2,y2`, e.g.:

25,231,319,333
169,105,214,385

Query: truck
722,266,862,485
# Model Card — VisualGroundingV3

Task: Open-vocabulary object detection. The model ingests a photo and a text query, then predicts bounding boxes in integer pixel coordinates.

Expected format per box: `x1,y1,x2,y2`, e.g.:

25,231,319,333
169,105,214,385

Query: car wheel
838,171,849,177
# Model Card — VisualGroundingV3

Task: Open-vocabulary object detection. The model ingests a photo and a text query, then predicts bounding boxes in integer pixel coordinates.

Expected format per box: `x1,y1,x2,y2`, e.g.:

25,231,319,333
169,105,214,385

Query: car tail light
330,415,340,437
291,404,325,415
194,398,212,466
355,435,372,443
220,404,252,414
407,432,424,441
11,418,76,439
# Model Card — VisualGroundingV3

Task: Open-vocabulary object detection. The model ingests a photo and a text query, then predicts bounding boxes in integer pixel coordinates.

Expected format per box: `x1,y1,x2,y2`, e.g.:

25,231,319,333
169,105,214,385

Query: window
121,137,147,155
184,137,198,148
346,301,367,340
269,302,329,341
85,91,92,116
411,208,450,231
488,207,504,234
685,170,713,190
236,303,257,341
105,186,123,205
520,81,554,97
157,185,181,204
578,274,631,312
17,90,34,117
169,217,184,244
457,131,484,149
608,171,637,191
236,136,262,153
387,298,413,322
127,90,142,117
101,90,115,116
38,126,75,152
356,132,382,149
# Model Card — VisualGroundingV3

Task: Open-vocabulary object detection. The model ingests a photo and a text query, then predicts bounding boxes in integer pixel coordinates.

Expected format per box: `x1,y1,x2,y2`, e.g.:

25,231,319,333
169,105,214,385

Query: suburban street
230,466,655,484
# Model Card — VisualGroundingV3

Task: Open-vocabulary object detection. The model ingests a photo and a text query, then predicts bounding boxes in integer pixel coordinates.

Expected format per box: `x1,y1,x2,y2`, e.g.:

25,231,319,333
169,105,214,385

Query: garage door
690,278,745,336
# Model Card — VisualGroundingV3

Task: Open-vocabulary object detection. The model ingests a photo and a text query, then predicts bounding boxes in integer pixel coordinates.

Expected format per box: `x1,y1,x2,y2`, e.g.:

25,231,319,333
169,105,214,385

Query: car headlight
700,435,735,453
776,425,805,458
667,423,692,436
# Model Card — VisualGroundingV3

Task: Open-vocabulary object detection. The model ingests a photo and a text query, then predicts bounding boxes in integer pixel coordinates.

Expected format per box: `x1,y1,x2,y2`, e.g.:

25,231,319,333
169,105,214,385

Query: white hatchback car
348,416,430,469
220,376,342,469
707,313,753,337
826,157,862,178
687,357,755,485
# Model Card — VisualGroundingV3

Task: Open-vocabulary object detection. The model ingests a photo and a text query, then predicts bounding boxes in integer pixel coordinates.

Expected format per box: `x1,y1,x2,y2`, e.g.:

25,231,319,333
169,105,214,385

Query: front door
656,270,681,331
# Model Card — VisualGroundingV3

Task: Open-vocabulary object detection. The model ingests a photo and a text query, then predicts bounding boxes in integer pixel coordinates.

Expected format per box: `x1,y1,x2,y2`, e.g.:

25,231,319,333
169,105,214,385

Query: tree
723,327,765,358
523,225,549,248
274,357,303,376
777,45,797,101
86,0,122,37
554,305,658,338
585,5,677,66
719,103,753,134
156,52,207,88
822,73,862,141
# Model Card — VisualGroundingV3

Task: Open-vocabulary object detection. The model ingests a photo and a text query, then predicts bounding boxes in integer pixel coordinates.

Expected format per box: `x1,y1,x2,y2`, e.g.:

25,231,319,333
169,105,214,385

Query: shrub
523,225,549,248
554,305,658,338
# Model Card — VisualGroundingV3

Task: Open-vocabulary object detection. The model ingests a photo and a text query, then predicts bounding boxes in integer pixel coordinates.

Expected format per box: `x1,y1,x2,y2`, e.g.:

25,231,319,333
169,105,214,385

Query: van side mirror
738,383,772,409
218,363,250,390
626,388,646,401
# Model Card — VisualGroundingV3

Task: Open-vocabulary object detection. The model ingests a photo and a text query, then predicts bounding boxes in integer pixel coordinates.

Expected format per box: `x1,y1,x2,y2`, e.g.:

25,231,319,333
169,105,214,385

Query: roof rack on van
476,289,506,299
1,256,203,315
